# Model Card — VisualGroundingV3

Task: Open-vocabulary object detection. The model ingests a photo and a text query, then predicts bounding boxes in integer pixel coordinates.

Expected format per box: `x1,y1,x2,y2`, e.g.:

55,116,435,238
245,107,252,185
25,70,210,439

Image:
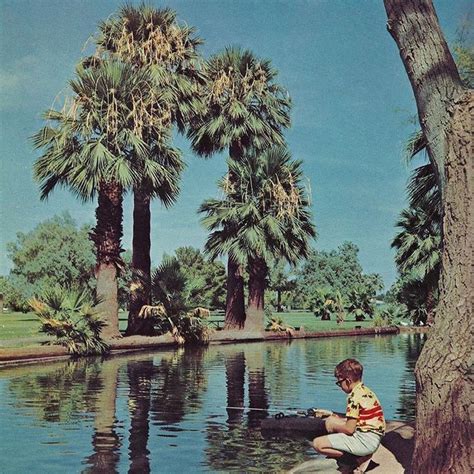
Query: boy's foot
352,455,372,473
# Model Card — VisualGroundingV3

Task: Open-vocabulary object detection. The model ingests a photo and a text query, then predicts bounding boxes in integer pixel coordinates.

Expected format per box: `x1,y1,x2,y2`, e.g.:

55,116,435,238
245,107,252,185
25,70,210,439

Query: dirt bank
0,326,399,367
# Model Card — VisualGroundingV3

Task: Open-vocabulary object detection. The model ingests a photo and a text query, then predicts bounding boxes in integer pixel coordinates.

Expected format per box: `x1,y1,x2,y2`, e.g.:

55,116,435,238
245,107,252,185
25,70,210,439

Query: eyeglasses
335,379,346,387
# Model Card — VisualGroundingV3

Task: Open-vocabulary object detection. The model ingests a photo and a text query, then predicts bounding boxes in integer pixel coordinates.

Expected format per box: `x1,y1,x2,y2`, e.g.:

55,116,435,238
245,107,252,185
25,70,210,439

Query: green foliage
7,213,95,288
3,214,96,311
392,133,441,324
30,286,109,356
292,242,383,313
149,255,211,344
0,275,31,312
117,250,132,309
389,274,433,325
310,287,333,319
95,4,204,136
265,315,294,334
200,147,316,268
153,310,210,345
267,259,296,311
345,284,377,321
152,256,188,316
188,47,291,158
174,247,226,310
33,60,182,203
452,16,474,88
375,303,407,326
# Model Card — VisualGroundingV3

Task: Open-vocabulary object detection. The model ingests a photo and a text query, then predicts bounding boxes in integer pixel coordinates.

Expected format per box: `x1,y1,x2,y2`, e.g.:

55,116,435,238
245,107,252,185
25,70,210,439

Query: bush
265,315,295,335
138,304,210,345
372,303,407,327
29,286,109,356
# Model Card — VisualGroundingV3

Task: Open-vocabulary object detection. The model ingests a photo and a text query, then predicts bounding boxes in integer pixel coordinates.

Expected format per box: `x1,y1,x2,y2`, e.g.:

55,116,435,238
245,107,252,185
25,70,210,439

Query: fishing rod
223,406,333,418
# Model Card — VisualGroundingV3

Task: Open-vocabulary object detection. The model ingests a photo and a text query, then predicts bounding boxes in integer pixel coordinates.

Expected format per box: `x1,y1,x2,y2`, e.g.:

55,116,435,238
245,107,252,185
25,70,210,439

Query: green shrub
265,315,295,334
138,304,210,345
29,286,109,356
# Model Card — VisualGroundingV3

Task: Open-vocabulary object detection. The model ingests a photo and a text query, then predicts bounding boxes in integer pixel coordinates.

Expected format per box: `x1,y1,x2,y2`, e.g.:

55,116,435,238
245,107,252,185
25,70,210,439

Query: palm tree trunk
384,2,472,471
126,188,154,336
224,258,246,329
276,290,282,312
224,141,247,330
91,180,123,339
246,256,267,331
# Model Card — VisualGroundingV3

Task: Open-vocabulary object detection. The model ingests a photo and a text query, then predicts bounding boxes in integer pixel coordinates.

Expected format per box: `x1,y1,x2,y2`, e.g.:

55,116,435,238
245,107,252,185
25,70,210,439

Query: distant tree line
1,214,382,323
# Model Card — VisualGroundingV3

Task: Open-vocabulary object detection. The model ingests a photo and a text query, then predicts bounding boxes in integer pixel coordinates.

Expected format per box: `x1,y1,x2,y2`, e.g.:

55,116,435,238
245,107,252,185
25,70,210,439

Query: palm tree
392,204,441,324
392,131,442,325
92,5,203,335
33,61,174,338
188,47,291,328
200,147,315,330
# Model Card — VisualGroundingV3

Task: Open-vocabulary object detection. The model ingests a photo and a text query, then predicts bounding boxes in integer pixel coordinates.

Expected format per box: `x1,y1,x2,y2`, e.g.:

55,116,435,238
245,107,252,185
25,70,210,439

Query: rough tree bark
125,188,154,336
224,141,247,330
246,256,268,331
90,180,123,339
384,1,473,472
224,258,246,330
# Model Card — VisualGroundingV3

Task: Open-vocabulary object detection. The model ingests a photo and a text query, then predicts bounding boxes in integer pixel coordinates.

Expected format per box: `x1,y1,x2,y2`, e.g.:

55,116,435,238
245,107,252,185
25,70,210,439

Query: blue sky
0,0,470,287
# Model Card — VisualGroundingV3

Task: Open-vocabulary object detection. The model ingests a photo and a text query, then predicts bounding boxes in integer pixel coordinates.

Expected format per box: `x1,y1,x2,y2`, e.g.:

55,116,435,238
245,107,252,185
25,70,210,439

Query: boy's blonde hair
335,358,363,382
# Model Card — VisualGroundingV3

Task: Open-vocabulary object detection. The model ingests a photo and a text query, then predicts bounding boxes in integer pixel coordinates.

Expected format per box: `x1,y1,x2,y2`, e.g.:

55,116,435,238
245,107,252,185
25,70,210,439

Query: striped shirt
346,382,385,435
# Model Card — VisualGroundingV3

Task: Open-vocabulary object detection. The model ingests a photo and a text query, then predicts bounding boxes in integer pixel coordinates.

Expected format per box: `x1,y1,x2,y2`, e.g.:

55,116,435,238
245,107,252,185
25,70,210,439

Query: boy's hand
311,408,333,418
325,414,347,433
325,415,357,435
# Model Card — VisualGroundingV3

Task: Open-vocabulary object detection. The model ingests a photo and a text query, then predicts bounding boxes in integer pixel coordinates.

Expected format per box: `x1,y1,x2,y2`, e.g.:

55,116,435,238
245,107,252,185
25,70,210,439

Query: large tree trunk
246,256,267,331
384,1,473,472
224,258,246,329
126,188,154,336
90,181,123,339
224,141,247,330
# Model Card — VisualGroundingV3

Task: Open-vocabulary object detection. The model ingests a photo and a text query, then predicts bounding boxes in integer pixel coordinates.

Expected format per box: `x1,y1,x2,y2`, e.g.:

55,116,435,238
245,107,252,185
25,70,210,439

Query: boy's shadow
379,424,415,472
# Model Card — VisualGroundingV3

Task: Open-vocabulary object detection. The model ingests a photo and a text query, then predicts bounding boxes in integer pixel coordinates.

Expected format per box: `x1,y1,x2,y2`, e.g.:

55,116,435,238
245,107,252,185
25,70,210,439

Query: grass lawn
276,312,375,331
1,309,377,348
207,310,375,331
0,310,130,347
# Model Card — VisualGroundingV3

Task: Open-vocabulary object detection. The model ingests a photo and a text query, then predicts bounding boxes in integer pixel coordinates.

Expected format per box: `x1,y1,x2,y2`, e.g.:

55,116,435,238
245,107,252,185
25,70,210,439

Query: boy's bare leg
312,415,349,457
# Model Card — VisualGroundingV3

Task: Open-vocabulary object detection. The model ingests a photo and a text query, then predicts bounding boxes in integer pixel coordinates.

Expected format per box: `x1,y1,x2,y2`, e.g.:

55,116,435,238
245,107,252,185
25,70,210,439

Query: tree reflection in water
127,360,154,473
396,333,427,420
84,358,121,473
206,344,309,472
150,347,208,425
225,351,245,424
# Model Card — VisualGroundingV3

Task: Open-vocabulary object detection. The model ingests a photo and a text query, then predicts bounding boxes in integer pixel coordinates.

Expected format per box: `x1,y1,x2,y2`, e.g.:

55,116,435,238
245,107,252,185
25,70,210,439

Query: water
0,333,425,473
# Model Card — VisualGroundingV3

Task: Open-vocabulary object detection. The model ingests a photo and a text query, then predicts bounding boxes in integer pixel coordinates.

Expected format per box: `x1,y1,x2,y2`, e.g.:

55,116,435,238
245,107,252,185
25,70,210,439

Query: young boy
313,359,385,473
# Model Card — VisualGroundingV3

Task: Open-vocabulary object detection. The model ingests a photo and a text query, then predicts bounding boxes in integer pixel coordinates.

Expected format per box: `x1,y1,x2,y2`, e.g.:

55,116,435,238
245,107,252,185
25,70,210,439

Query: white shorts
327,430,383,457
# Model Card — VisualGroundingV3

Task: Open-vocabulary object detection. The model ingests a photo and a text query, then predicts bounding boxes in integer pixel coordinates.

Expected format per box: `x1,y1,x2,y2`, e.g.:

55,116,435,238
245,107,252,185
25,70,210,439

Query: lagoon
0,333,424,473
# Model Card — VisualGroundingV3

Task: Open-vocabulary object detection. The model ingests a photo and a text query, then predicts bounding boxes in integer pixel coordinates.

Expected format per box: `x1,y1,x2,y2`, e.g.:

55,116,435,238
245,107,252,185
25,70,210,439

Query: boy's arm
325,415,357,435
